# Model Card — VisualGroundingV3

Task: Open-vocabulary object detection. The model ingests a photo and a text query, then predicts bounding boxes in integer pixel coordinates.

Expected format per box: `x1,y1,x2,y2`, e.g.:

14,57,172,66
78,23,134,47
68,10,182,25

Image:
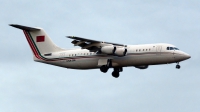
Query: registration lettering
66,59,76,62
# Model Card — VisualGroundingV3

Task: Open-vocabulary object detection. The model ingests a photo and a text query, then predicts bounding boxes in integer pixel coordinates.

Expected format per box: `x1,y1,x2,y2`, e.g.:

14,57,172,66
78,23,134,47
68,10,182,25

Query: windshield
167,47,179,50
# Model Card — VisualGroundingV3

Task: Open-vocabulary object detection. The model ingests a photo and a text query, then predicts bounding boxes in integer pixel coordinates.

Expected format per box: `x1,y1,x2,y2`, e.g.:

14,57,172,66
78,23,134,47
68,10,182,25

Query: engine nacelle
114,47,127,56
101,46,116,54
135,65,149,69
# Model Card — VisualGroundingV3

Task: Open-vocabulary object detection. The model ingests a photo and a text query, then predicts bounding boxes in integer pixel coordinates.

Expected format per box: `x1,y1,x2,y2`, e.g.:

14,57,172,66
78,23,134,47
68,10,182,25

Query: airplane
10,24,191,78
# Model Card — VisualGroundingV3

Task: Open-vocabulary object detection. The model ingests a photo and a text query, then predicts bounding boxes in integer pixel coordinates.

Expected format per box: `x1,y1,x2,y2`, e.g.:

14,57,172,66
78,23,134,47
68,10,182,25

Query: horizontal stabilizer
9,24,40,31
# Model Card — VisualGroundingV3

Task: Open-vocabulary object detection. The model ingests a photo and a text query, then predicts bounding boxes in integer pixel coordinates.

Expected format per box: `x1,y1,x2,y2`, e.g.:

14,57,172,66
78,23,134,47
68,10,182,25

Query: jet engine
135,65,149,69
101,46,116,54
114,47,127,56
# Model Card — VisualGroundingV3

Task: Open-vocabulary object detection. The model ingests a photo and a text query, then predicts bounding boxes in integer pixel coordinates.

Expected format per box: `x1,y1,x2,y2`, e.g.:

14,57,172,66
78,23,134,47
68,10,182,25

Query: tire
100,65,108,73
112,71,119,78
176,65,180,69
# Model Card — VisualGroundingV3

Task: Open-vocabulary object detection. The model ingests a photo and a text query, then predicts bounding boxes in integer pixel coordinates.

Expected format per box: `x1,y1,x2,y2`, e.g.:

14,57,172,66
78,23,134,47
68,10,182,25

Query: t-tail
10,24,64,61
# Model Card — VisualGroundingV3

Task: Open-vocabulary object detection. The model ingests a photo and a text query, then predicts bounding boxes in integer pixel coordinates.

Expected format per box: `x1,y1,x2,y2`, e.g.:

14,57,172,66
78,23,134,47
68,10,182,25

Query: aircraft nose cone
183,53,191,60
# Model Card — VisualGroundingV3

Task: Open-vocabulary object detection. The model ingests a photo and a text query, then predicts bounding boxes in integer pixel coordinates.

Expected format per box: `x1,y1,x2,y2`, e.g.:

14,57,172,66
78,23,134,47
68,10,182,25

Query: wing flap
67,36,100,43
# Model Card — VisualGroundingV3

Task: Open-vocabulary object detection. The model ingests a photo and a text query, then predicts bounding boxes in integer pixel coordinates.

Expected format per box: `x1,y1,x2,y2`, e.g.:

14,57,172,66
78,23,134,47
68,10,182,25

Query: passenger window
167,47,169,50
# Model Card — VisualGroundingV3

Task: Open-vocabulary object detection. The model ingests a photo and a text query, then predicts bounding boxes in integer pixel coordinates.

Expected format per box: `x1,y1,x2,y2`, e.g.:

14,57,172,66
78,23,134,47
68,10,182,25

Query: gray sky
1,0,200,112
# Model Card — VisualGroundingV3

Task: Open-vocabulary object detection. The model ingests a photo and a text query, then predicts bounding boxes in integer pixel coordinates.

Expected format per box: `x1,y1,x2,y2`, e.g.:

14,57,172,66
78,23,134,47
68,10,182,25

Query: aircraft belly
41,58,97,69
78,58,99,69
112,53,174,66
60,58,98,69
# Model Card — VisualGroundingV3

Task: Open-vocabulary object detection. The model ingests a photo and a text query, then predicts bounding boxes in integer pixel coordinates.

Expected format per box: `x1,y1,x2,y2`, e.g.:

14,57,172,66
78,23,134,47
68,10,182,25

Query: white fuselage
10,24,191,78
35,43,190,69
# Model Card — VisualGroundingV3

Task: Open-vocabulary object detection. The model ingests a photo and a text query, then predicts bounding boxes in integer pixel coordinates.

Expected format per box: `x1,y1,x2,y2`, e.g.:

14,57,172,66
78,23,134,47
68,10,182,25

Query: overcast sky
1,0,200,112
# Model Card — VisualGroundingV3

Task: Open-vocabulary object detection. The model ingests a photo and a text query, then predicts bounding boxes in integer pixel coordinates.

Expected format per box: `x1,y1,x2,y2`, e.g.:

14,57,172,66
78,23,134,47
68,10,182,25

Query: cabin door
156,46,162,55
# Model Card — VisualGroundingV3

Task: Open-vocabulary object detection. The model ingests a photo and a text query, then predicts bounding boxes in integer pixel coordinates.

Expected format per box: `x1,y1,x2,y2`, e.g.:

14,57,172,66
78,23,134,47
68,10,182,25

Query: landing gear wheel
100,65,108,73
119,67,123,72
176,65,181,69
112,71,119,78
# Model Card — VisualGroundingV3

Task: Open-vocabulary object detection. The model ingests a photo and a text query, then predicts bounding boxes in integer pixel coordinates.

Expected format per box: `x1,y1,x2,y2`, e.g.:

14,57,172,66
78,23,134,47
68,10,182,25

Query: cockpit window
166,47,179,50
170,47,174,50
167,47,169,50
174,47,179,50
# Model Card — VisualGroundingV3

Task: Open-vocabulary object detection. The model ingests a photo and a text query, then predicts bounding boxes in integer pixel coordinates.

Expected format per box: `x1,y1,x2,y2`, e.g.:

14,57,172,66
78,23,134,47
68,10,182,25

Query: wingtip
9,24,21,28
9,24,16,27
9,24,20,28
66,36,76,38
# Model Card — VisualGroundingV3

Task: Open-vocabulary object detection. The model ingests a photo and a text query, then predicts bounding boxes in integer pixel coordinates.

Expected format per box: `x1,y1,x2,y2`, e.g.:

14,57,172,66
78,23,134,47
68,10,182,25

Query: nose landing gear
176,62,181,69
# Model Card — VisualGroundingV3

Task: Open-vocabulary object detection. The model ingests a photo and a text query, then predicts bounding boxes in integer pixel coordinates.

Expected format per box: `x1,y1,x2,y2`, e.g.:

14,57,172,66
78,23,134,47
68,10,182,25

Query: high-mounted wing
66,36,125,52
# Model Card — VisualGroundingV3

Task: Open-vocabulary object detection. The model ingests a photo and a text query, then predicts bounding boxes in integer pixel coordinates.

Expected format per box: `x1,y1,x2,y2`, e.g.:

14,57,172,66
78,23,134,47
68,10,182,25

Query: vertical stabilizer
10,24,64,60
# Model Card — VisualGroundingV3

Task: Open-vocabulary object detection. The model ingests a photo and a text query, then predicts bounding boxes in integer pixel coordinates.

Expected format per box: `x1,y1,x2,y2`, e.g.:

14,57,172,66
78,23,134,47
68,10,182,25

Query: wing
66,36,125,52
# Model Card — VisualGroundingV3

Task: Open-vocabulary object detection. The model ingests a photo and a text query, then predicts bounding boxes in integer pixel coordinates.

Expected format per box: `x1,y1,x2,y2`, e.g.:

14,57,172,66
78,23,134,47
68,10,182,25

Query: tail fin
10,24,64,60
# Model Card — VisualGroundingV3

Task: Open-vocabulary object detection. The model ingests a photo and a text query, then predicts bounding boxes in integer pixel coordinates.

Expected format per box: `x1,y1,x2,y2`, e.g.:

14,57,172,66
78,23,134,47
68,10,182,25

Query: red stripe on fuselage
23,30,42,60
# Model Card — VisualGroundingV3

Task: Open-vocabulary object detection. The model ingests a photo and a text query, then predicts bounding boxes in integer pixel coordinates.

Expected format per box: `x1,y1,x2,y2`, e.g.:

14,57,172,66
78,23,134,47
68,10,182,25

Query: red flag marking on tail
36,36,45,42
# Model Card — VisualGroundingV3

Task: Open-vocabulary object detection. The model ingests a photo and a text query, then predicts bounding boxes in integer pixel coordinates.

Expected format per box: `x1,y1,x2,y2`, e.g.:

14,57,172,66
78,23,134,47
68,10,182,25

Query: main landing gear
100,59,111,73
100,65,109,73
99,59,123,78
100,66,123,78
176,62,181,69
112,67,123,78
